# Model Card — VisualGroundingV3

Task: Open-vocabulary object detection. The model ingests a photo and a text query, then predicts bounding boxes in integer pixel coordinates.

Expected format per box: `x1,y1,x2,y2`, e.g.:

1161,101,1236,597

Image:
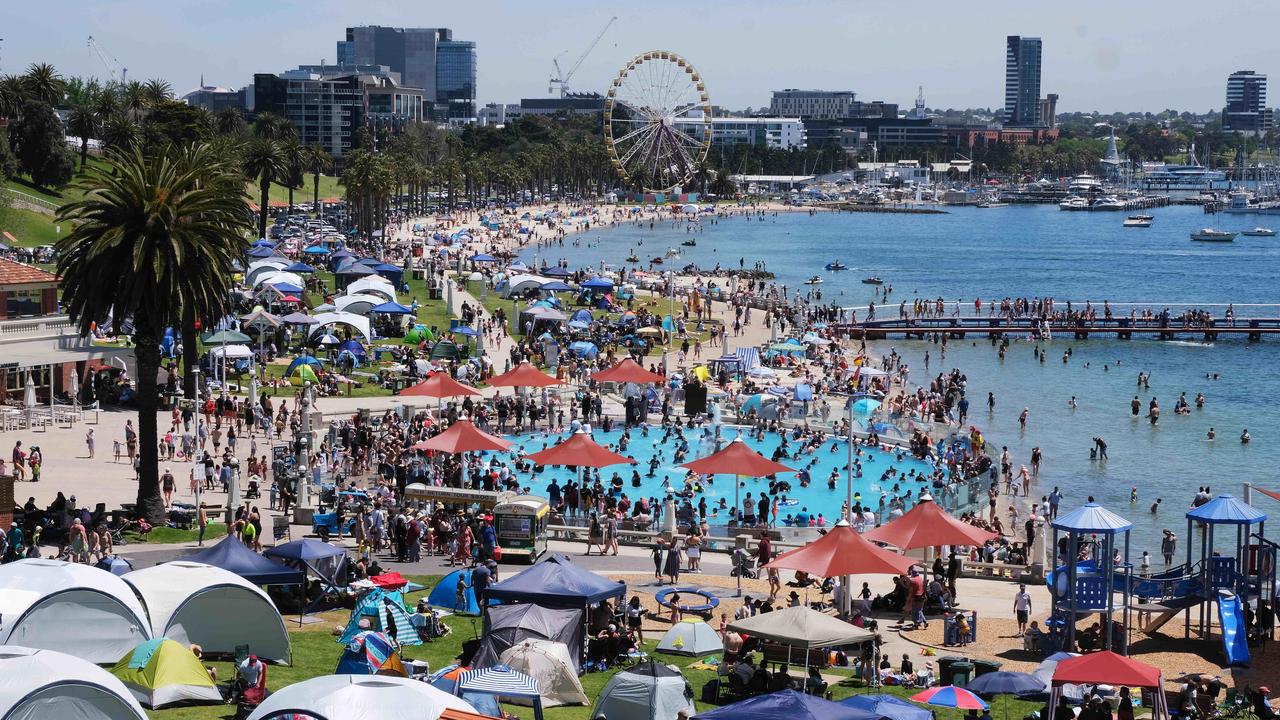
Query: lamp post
293,381,314,523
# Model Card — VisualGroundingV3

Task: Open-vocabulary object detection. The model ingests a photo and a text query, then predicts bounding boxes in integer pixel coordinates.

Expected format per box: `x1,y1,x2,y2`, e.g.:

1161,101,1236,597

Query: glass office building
435,40,476,119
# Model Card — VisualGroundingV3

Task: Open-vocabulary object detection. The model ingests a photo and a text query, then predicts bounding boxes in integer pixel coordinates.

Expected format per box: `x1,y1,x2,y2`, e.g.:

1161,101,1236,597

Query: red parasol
400,372,482,398
862,495,998,550
525,430,636,469
487,360,564,389
369,571,409,590
411,418,511,454
765,523,917,577
680,437,795,477
1051,651,1163,688
591,357,665,384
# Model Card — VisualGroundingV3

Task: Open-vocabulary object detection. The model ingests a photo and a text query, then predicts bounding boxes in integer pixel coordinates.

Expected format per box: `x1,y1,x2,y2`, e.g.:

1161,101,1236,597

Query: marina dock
835,313,1280,342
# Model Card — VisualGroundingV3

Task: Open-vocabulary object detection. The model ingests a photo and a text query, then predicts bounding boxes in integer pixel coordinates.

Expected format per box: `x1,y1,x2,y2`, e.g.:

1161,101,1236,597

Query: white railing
0,316,75,338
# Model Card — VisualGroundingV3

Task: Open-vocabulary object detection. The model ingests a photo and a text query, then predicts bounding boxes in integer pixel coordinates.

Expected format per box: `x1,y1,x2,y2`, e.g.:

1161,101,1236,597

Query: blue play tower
1048,502,1134,654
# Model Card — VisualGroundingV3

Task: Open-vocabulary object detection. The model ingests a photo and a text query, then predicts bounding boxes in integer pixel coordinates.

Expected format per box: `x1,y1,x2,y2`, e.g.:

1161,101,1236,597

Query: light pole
293,381,314,523
845,399,855,524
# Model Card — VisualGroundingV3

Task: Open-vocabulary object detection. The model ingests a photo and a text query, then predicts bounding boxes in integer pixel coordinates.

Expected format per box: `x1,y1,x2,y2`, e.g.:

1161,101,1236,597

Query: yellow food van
492,495,550,562
402,484,514,514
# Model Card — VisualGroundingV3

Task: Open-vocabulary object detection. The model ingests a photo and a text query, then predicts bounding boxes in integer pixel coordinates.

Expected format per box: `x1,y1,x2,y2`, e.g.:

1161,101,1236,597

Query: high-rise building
770,90,858,119
1004,36,1043,127
1223,70,1270,135
337,26,476,119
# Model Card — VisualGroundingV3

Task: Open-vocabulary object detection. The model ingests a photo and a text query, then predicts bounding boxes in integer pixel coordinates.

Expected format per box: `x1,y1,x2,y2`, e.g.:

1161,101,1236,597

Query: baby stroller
233,655,268,719
244,476,261,499
731,547,757,579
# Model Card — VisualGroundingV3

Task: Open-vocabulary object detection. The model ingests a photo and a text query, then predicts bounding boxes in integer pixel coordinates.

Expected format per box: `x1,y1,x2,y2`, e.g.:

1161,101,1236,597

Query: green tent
110,638,222,709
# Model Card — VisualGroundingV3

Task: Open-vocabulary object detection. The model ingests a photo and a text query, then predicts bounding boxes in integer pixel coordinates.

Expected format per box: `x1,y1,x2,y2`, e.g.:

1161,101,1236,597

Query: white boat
804,276,823,285
1190,229,1237,242
1058,197,1090,211
1091,196,1126,211
1241,227,1277,237
1068,173,1104,193
1129,215,1154,221
1123,218,1152,228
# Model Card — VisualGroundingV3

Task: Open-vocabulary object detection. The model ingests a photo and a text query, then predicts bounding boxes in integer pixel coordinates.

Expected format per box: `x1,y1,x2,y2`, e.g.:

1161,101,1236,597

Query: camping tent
336,631,407,677
590,662,694,720
840,694,934,720
428,569,481,615
263,538,349,589
247,675,478,720
655,619,723,657
0,646,147,720
456,665,546,720
484,553,626,610
1034,652,1083,700
347,276,398,301
123,561,291,664
726,605,877,657
694,689,879,720
336,293,389,316
498,640,588,707
339,588,421,646
309,311,373,344
472,604,584,671
0,558,151,663
109,638,222,709
183,536,305,585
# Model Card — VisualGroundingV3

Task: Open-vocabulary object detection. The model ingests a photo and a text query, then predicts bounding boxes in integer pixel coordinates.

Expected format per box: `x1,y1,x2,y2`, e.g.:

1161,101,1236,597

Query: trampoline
655,587,720,616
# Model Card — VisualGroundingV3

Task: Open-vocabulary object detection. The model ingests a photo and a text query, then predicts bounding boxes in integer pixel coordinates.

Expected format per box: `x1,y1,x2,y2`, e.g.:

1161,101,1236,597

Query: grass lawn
146,572,1043,720
129,523,228,545
261,174,342,207
0,205,61,247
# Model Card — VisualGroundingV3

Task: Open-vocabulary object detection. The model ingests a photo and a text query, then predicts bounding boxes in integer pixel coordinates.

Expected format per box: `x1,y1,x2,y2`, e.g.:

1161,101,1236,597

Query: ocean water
521,204,1280,555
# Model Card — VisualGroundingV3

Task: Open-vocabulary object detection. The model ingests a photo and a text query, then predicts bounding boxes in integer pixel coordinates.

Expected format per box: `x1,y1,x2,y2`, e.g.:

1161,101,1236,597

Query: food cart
492,495,550,562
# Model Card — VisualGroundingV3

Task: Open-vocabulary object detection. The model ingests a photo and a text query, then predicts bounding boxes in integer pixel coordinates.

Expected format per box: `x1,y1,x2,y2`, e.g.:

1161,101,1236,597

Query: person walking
1013,583,1033,636
85,428,95,458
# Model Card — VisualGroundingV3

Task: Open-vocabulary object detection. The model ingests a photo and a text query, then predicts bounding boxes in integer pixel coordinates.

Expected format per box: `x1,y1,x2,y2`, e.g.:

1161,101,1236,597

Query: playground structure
1048,502,1134,654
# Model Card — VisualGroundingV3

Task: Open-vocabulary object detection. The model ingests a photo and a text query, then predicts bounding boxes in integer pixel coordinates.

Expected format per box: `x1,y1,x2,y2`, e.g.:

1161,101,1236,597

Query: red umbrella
765,523,917,577
862,495,998,550
592,357,665,384
369,571,409,590
525,430,635,468
680,438,795,477
487,361,564,388
911,686,989,710
400,372,482,398
411,419,511,454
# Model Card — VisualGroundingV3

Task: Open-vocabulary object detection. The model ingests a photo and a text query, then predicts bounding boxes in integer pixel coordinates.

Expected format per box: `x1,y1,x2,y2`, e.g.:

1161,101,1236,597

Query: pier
833,310,1280,342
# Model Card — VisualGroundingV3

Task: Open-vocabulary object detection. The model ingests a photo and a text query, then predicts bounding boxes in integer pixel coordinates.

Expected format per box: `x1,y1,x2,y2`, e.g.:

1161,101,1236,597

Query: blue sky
2,0,1276,113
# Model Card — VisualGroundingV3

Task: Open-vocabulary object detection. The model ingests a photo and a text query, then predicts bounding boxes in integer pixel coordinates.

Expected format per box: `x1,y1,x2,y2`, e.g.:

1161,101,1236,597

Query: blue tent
568,341,598,359
286,355,323,377
336,264,376,277
580,276,614,290
251,239,275,248
303,245,331,255
428,569,480,615
331,249,355,260
470,253,497,262
336,350,361,368
540,281,574,292
695,690,879,720
371,301,414,315
271,282,304,294
840,694,933,720
246,246,274,258
339,588,421,645
372,264,404,283
263,538,348,588
485,553,625,609
570,309,594,324
541,267,571,278
339,339,367,358
182,535,304,585
283,262,316,273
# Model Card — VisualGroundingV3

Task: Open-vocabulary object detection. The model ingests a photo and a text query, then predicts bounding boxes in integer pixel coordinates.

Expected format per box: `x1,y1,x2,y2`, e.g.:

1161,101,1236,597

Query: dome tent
338,588,421,646
123,561,291,664
427,569,481,615
499,639,588,707
591,662,694,720
472,603,585,672
655,619,724,657
109,638,222,709
248,675,477,720
0,646,147,720
0,558,150,663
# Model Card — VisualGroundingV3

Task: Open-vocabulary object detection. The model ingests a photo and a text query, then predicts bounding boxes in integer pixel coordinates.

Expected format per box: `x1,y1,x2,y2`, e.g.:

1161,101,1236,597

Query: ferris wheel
604,50,712,193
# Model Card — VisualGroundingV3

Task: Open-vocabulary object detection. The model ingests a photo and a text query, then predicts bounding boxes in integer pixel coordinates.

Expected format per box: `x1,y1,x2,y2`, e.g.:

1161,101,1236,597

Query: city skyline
2,0,1278,114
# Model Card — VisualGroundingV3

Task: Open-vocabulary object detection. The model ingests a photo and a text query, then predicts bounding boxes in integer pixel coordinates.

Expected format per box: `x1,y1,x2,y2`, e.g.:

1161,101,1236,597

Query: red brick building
0,256,60,319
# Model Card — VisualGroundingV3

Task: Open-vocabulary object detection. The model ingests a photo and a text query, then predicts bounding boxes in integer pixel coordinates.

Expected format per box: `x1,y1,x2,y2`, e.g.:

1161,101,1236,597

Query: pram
244,476,261,499
731,547,757,579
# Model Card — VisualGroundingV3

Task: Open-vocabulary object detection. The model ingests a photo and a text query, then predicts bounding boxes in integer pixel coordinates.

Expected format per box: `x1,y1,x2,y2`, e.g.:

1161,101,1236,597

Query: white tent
346,276,398,302
0,646,147,720
253,271,304,290
590,662,694,720
123,562,290,664
335,293,389,316
206,344,254,360
0,559,150,663
655,619,724,657
499,640,588,707
247,675,477,720
726,605,877,651
245,260,291,288
309,311,373,345
498,274,549,298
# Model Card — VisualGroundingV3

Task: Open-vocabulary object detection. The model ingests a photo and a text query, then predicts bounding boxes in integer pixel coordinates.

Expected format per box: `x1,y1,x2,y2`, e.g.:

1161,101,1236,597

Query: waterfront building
1222,70,1271,135
1004,35,1043,127
253,71,425,158
337,26,476,120
770,89,858,119
181,82,247,112
679,115,806,150
804,116,941,150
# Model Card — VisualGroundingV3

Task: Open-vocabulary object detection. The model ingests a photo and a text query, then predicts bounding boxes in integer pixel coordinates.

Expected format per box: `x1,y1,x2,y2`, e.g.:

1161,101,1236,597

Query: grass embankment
147,572,1042,720
0,205,61,247
128,523,229,545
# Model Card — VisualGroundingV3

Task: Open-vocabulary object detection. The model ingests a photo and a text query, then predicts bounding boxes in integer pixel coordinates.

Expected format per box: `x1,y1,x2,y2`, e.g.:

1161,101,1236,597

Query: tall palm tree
251,112,289,141
0,75,25,119
99,113,140,152
213,107,246,137
55,144,250,523
279,137,305,214
303,142,333,208
142,78,172,108
242,137,286,238
93,89,120,121
21,62,64,105
67,101,99,170
121,81,147,120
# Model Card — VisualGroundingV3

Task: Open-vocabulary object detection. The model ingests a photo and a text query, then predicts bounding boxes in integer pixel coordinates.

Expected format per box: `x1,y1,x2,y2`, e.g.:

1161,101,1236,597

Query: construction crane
87,35,127,83
548,16,617,98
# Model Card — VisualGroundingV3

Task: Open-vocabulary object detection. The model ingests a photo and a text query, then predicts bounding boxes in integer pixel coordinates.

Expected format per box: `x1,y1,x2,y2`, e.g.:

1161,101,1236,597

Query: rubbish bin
937,656,964,682
950,660,975,687
973,659,1002,677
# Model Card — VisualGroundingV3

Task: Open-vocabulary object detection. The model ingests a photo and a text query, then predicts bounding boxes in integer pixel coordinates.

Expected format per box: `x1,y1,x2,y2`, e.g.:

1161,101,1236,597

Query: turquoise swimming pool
504,425,937,526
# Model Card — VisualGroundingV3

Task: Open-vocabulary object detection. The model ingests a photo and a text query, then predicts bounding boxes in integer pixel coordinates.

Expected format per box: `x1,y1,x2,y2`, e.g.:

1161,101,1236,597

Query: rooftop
0,257,58,286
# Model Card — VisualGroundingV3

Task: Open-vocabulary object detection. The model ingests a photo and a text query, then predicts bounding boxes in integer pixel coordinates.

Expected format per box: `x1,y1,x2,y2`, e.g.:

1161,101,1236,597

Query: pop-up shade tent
263,538,349,589
726,605,877,659
0,558,151,663
183,535,304,586
247,675,477,720
428,569,481,615
472,604,585,671
109,638,222,709
123,561,291,664
456,665,545,720
484,553,626,610
590,662,694,720
695,689,880,720
0,646,148,720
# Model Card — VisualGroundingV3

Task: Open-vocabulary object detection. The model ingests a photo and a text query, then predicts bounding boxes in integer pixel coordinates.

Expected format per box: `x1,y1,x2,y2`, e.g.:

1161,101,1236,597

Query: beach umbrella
851,398,881,415
591,358,664,384
863,495,999,550
487,361,563,389
451,326,480,337
316,333,341,346
470,253,497,262
411,419,512,454
747,366,776,379
23,374,36,409
69,370,80,407
525,430,635,469
204,329,251,344
248,373,259,407
911,686,988,711
680,437,794,478
770,341,805,353
966,671,1045,696
765,523,916,577
400,372,482,398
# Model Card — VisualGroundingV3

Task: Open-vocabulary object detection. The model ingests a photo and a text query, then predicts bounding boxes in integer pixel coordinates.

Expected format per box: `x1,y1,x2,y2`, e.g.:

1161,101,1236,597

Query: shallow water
520,204,1280,556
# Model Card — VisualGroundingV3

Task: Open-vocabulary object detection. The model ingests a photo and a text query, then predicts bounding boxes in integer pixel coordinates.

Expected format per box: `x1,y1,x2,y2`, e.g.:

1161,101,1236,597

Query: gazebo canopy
183,536,304,586
1186,495,1267,525
863,496,999,550
1051,502,1134,535
726,605,876,649
525,431,635,469
765,523,916,577
484,554,626,608
680,438,795,478
1051,651,1162,688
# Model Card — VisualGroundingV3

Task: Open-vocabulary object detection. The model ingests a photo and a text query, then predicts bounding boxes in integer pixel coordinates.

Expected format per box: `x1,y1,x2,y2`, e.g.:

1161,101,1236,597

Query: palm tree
213,107,246,137
303,142,333,208
0,75,25,119
242,137,286,239
251,112,291,141
55,143,250,523
279,137,305,214
93,89,120,121
142,78,172,108
99,113,140,152
121,81,147,120
21,63,64,105
66,101,99,170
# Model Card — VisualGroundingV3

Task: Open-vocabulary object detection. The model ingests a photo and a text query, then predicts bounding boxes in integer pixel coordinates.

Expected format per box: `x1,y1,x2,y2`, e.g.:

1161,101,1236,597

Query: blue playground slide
1217,590,1251,667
